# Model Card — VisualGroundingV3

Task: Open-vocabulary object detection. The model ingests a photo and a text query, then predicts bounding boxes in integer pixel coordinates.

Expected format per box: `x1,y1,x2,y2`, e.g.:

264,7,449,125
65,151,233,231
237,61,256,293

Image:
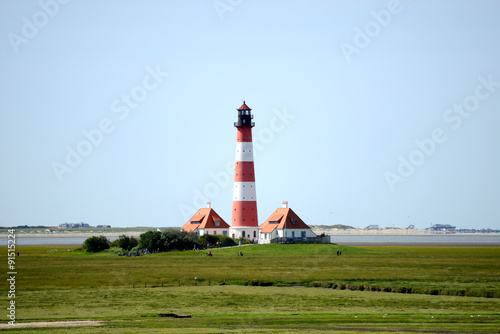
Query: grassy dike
1,244,499,333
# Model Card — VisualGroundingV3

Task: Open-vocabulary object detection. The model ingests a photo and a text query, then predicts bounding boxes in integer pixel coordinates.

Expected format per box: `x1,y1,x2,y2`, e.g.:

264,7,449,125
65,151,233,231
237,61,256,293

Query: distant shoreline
2,230,499,247
7,230,499,238
13,232,143,238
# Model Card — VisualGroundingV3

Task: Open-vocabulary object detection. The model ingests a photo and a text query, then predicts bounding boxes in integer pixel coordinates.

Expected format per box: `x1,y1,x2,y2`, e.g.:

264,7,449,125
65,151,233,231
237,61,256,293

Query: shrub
161,228,198,251
110,239,120,248
129,245,142,256
198,235,237,248
116,234,139,251
139,231,162,252
217,235,237,247
82,235,110,253
139,229,198,252
237,237,252,245
198,234,220,248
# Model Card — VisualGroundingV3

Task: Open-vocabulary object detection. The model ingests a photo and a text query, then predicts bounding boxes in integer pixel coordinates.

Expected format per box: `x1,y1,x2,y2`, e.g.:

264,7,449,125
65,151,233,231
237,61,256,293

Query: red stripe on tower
230,101,259,240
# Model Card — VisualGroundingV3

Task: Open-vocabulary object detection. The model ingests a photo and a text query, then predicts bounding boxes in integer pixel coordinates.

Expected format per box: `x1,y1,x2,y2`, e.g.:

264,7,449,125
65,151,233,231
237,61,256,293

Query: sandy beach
12,231,144,238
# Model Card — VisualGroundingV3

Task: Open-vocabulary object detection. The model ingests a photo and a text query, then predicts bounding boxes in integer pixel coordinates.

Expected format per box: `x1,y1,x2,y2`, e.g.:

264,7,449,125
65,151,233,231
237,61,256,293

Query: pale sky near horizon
1,0,500,230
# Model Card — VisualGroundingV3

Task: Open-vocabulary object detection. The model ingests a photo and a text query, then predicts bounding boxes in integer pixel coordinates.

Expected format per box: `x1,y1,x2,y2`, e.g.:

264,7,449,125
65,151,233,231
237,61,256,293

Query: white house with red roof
181,202,230,236
259,201,316,243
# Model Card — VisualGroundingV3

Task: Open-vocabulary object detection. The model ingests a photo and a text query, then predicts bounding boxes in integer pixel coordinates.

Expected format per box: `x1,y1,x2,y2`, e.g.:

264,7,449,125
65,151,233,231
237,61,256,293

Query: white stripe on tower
233,182,256,201
235,142,254,162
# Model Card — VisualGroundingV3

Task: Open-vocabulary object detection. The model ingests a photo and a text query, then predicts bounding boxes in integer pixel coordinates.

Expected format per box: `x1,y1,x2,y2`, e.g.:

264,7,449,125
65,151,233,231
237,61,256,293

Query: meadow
1,243,499,333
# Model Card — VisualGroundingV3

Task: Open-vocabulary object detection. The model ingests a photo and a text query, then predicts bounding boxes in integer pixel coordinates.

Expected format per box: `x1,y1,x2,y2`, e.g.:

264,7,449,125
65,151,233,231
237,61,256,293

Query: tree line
82,229,238,253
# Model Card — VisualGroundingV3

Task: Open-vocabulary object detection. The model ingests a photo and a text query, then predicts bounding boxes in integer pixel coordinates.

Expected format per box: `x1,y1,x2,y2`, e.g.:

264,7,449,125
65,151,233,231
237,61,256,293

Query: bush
198,234,219,248
139,231,162,251
237,237,252,245
161,228,198,251
129,245,142,256
198,235,237,248
218,235,237,247
139,229,198,252
116,234,139,251
82,235,110,253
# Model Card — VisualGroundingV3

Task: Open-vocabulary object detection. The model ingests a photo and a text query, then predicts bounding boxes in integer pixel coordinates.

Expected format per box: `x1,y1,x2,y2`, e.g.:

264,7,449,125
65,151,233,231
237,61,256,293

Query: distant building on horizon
427,224,456,232
59,222,90,228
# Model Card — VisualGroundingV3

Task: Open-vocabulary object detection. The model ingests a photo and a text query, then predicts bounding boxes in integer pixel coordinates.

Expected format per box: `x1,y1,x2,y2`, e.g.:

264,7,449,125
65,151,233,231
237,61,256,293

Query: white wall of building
197,228,229,236
229,227,259,240
259,228,316,241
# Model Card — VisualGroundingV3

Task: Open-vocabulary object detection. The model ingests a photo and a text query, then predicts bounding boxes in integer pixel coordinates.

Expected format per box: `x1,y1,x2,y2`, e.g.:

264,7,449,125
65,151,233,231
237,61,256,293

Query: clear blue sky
1,0,499,230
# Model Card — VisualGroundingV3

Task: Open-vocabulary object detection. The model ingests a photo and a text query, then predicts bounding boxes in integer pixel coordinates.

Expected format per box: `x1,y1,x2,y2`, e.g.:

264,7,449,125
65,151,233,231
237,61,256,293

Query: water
2,234,499,246
330,234,500,245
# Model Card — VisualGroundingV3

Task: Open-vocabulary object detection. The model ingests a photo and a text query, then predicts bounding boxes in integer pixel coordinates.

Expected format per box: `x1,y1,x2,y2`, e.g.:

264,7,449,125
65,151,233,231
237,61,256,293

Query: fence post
162,281,163,287
133,283,135,288
178,280,180,286
145,282,147,288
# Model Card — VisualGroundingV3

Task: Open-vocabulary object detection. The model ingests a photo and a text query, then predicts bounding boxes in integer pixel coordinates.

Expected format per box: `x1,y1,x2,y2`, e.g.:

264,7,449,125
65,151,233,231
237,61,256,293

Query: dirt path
0,320,103,329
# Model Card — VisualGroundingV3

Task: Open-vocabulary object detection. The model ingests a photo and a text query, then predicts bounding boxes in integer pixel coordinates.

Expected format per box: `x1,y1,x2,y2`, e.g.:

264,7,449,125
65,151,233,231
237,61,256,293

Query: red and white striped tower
230,101,259,240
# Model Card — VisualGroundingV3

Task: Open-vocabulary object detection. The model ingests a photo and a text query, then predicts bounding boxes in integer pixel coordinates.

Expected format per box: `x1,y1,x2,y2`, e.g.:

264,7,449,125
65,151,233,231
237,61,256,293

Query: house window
215,221,220,227
270,221,279,224
223,231,227,236
191,221,200,224
292,221,298,225
214,231,217,235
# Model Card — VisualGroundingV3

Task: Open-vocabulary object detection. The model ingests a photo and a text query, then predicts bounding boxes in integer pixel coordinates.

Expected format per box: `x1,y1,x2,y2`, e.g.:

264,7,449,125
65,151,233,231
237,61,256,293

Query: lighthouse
230,101,259,240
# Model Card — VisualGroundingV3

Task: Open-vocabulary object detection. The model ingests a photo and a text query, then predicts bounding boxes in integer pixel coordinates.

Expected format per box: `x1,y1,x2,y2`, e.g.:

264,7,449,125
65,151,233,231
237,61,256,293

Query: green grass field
1,244,499,333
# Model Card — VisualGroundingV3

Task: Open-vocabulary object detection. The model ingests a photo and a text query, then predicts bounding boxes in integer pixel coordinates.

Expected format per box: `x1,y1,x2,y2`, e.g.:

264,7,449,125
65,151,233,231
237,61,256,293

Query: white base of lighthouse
229,227,259,241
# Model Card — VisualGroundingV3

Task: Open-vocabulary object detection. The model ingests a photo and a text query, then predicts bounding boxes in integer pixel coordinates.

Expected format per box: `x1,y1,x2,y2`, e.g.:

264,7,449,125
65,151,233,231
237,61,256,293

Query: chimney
282,201,288,208
207,201,211,208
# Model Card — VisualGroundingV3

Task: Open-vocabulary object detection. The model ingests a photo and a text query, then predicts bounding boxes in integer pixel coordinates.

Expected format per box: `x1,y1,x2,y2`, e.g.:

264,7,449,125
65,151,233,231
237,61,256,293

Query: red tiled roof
237,101,251,111
259,207,313,233
180,208,229,232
